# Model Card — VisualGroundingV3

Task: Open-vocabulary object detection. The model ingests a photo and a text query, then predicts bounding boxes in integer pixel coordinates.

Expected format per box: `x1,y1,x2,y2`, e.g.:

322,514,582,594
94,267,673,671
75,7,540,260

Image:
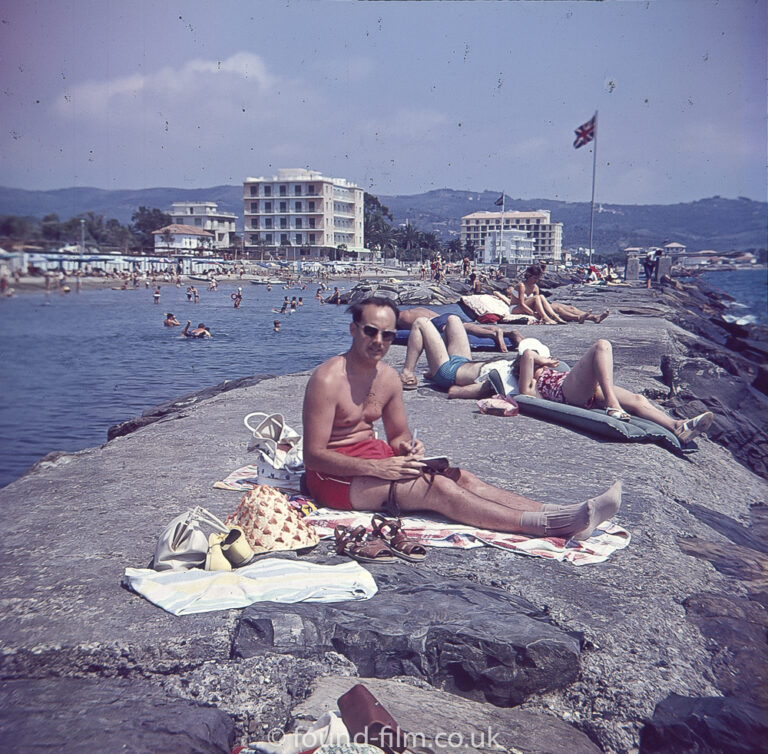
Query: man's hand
395,438,425,457
373,453,426,480
536,356,560,369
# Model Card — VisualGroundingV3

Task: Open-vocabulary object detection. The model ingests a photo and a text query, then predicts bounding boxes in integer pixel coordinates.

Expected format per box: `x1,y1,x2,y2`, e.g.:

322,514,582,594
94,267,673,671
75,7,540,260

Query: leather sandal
370,514,428,563
334,524,396,564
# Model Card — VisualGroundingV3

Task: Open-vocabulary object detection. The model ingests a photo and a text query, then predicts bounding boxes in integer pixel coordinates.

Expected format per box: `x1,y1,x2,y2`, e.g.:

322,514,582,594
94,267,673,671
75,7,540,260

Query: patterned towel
306,509,630,566
213,464,264,491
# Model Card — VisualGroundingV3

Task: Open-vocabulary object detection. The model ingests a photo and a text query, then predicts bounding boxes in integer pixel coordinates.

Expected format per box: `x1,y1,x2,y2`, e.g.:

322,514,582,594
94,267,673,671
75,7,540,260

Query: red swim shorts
305,438,394,510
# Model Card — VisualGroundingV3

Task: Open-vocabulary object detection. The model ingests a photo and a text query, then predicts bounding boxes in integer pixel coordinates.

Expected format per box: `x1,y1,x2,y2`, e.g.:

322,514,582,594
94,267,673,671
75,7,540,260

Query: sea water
0,283,356,488
699,267,767,326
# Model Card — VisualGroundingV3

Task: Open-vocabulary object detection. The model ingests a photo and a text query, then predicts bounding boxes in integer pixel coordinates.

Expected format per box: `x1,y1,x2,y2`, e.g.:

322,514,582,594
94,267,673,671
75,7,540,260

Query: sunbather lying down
399,314,524,391
515,339,713,444
303,296,622,540
397,306,517,354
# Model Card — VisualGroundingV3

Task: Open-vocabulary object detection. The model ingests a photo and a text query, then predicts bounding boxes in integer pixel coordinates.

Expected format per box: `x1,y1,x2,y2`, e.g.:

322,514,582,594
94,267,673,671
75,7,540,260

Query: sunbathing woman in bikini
497,265,609,325
516,339,713,444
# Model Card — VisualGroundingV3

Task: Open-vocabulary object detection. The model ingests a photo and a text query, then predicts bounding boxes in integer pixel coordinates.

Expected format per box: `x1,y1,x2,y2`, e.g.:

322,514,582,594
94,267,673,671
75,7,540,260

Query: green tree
131,206,171,250
41,213,63,243
446,238,462,260
363,192,394,252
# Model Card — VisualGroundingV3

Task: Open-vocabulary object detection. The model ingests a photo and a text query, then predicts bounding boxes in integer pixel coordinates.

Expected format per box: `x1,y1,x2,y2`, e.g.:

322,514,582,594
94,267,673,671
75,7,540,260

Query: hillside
0,184,764,253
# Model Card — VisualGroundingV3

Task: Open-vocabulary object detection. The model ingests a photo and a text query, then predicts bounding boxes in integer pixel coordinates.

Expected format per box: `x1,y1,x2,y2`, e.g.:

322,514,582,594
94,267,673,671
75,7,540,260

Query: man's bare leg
349,474,621,539
462,322,508,352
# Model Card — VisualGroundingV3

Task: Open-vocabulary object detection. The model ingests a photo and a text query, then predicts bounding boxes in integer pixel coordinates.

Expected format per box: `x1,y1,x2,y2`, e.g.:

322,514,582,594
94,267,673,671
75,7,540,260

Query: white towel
123,559,377,615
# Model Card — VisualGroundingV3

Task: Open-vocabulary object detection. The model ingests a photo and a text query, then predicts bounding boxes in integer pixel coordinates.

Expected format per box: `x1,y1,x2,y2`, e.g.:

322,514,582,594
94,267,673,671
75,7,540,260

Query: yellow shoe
204,532,232,571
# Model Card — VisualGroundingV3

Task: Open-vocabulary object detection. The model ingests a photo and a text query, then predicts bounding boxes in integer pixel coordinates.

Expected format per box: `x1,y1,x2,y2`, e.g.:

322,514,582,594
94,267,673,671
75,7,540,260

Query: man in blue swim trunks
399,314,521,393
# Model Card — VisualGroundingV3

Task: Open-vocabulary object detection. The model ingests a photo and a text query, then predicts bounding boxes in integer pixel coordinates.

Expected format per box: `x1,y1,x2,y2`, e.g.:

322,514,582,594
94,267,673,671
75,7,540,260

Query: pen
411,429,418,454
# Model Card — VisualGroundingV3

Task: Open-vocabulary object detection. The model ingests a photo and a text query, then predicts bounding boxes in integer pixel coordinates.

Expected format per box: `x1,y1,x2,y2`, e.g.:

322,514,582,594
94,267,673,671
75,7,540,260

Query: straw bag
244,412,304,490
225,485,319,554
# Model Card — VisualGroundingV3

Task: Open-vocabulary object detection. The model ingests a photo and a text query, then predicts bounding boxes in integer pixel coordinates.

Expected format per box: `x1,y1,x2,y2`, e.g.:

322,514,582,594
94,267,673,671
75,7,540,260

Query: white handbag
244,412,304,490
152,506,230,571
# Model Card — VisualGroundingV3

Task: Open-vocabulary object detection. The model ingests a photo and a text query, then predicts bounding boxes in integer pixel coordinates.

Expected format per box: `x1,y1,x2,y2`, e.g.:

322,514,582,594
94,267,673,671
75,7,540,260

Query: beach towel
305,509,630,565
123,559,377,616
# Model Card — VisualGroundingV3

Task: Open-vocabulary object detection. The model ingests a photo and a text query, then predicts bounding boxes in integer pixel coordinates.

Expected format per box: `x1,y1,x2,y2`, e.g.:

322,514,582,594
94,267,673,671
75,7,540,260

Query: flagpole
499,191,504,267
588,111,598,266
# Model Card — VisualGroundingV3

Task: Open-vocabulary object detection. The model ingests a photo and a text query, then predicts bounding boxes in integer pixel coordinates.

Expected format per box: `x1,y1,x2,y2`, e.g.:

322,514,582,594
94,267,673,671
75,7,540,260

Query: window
188,207,193,214
264,201,272,212
309,233,316,244
195,218,202,226
280,201,287,212
294,185,301,196
250,186,257,196
295,234,302,244
308,201,315,211
309,218,315,229
251,203,258,213
281,234,288,244
251,219,258,229
265,218,272,229
294,201,302,212
308,184,315,194
280,218,287,229
265,233,272,243
279,185,287,196
264,185,272,196
250,234,259,244
295,219,302,229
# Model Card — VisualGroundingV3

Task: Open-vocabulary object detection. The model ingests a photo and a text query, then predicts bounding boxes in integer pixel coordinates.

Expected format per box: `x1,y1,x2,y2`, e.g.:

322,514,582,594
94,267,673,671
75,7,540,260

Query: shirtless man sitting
397,306,513,356
302,296,622,539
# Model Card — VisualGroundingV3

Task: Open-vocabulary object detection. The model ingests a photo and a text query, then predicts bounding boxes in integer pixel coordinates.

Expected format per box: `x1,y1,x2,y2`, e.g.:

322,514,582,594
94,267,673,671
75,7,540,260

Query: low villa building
168,202,237,250
481,228,536,265
152,225,214,255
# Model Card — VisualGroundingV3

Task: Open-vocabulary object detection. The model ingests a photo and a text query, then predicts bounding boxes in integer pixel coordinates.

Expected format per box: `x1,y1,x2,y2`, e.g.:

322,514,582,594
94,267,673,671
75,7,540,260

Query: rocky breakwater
1,281,767,752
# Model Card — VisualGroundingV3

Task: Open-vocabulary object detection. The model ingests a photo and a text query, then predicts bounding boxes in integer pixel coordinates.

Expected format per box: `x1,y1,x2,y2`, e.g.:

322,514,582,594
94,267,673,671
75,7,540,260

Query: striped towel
306,510,630,566
123,559,377,615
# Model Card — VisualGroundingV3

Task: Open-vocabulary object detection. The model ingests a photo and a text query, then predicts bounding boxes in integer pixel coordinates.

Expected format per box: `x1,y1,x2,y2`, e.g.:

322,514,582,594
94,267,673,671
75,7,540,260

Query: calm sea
0,283,356,488
699,266,767,325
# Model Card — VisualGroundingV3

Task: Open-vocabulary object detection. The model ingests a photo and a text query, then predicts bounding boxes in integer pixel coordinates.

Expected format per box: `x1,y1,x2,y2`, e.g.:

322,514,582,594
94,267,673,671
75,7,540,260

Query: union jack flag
573,113,596,149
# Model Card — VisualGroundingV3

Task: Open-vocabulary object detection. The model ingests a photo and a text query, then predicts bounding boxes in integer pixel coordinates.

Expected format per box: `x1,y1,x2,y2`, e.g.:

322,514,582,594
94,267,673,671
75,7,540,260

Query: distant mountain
0,185,764,252
377,189,767,253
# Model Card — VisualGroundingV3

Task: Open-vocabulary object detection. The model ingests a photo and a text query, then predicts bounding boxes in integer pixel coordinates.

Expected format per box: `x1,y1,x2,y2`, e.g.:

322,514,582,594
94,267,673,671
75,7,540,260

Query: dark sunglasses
359,323,397,342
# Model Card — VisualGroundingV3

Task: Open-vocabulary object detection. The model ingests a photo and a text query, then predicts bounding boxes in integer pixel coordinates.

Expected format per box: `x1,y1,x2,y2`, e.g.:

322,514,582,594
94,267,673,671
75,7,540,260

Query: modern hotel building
243,169,365,258
461,210,563,264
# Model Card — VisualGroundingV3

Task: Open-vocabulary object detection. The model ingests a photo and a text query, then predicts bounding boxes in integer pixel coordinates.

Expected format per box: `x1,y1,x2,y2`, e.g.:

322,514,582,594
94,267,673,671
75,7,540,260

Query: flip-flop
370,514,428,563
400,374,419,391
676,411,714,444
605,407,631,422
334,525,396,564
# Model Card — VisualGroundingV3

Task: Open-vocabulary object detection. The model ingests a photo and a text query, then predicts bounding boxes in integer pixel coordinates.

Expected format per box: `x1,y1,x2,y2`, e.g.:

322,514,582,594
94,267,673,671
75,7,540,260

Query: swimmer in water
181,320,211,338
273,320,281,332
164,312,180,327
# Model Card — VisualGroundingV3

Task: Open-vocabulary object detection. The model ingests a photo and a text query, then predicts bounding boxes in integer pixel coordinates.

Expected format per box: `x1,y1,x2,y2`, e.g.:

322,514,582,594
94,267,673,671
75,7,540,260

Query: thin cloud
55,52,276,121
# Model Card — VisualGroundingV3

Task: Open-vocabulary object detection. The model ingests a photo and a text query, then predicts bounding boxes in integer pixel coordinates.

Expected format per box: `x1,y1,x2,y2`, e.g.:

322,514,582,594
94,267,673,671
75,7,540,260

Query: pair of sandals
204,526,256,571
334,515,427,564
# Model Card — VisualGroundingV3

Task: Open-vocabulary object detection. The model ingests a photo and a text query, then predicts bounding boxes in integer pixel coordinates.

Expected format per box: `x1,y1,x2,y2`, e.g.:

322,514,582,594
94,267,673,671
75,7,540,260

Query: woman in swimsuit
499,265,609,325
516,339,713,444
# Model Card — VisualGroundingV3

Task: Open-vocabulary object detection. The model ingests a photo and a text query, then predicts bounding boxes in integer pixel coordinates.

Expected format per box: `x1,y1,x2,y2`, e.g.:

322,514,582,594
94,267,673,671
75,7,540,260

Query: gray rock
639,694,768,754
291,676,602,754
233,564,581,707
0,677,235,754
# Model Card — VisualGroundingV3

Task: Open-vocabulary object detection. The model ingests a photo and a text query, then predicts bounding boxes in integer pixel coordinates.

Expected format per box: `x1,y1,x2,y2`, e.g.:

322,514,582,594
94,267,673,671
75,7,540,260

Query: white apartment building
243,168,364,258
168,202,237,250
152,224,214,254
481,229,536,265
461,210,563,263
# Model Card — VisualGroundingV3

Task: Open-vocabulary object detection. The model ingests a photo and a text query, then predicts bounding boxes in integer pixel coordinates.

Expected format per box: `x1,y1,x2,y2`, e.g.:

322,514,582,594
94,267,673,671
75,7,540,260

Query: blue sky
1,0,765,204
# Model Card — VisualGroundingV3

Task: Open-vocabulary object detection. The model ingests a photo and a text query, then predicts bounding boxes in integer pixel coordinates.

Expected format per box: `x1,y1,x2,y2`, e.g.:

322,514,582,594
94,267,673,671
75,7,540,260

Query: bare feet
494,329,508,353
577,309,592,324
590,309,610,324
400,372,418,390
